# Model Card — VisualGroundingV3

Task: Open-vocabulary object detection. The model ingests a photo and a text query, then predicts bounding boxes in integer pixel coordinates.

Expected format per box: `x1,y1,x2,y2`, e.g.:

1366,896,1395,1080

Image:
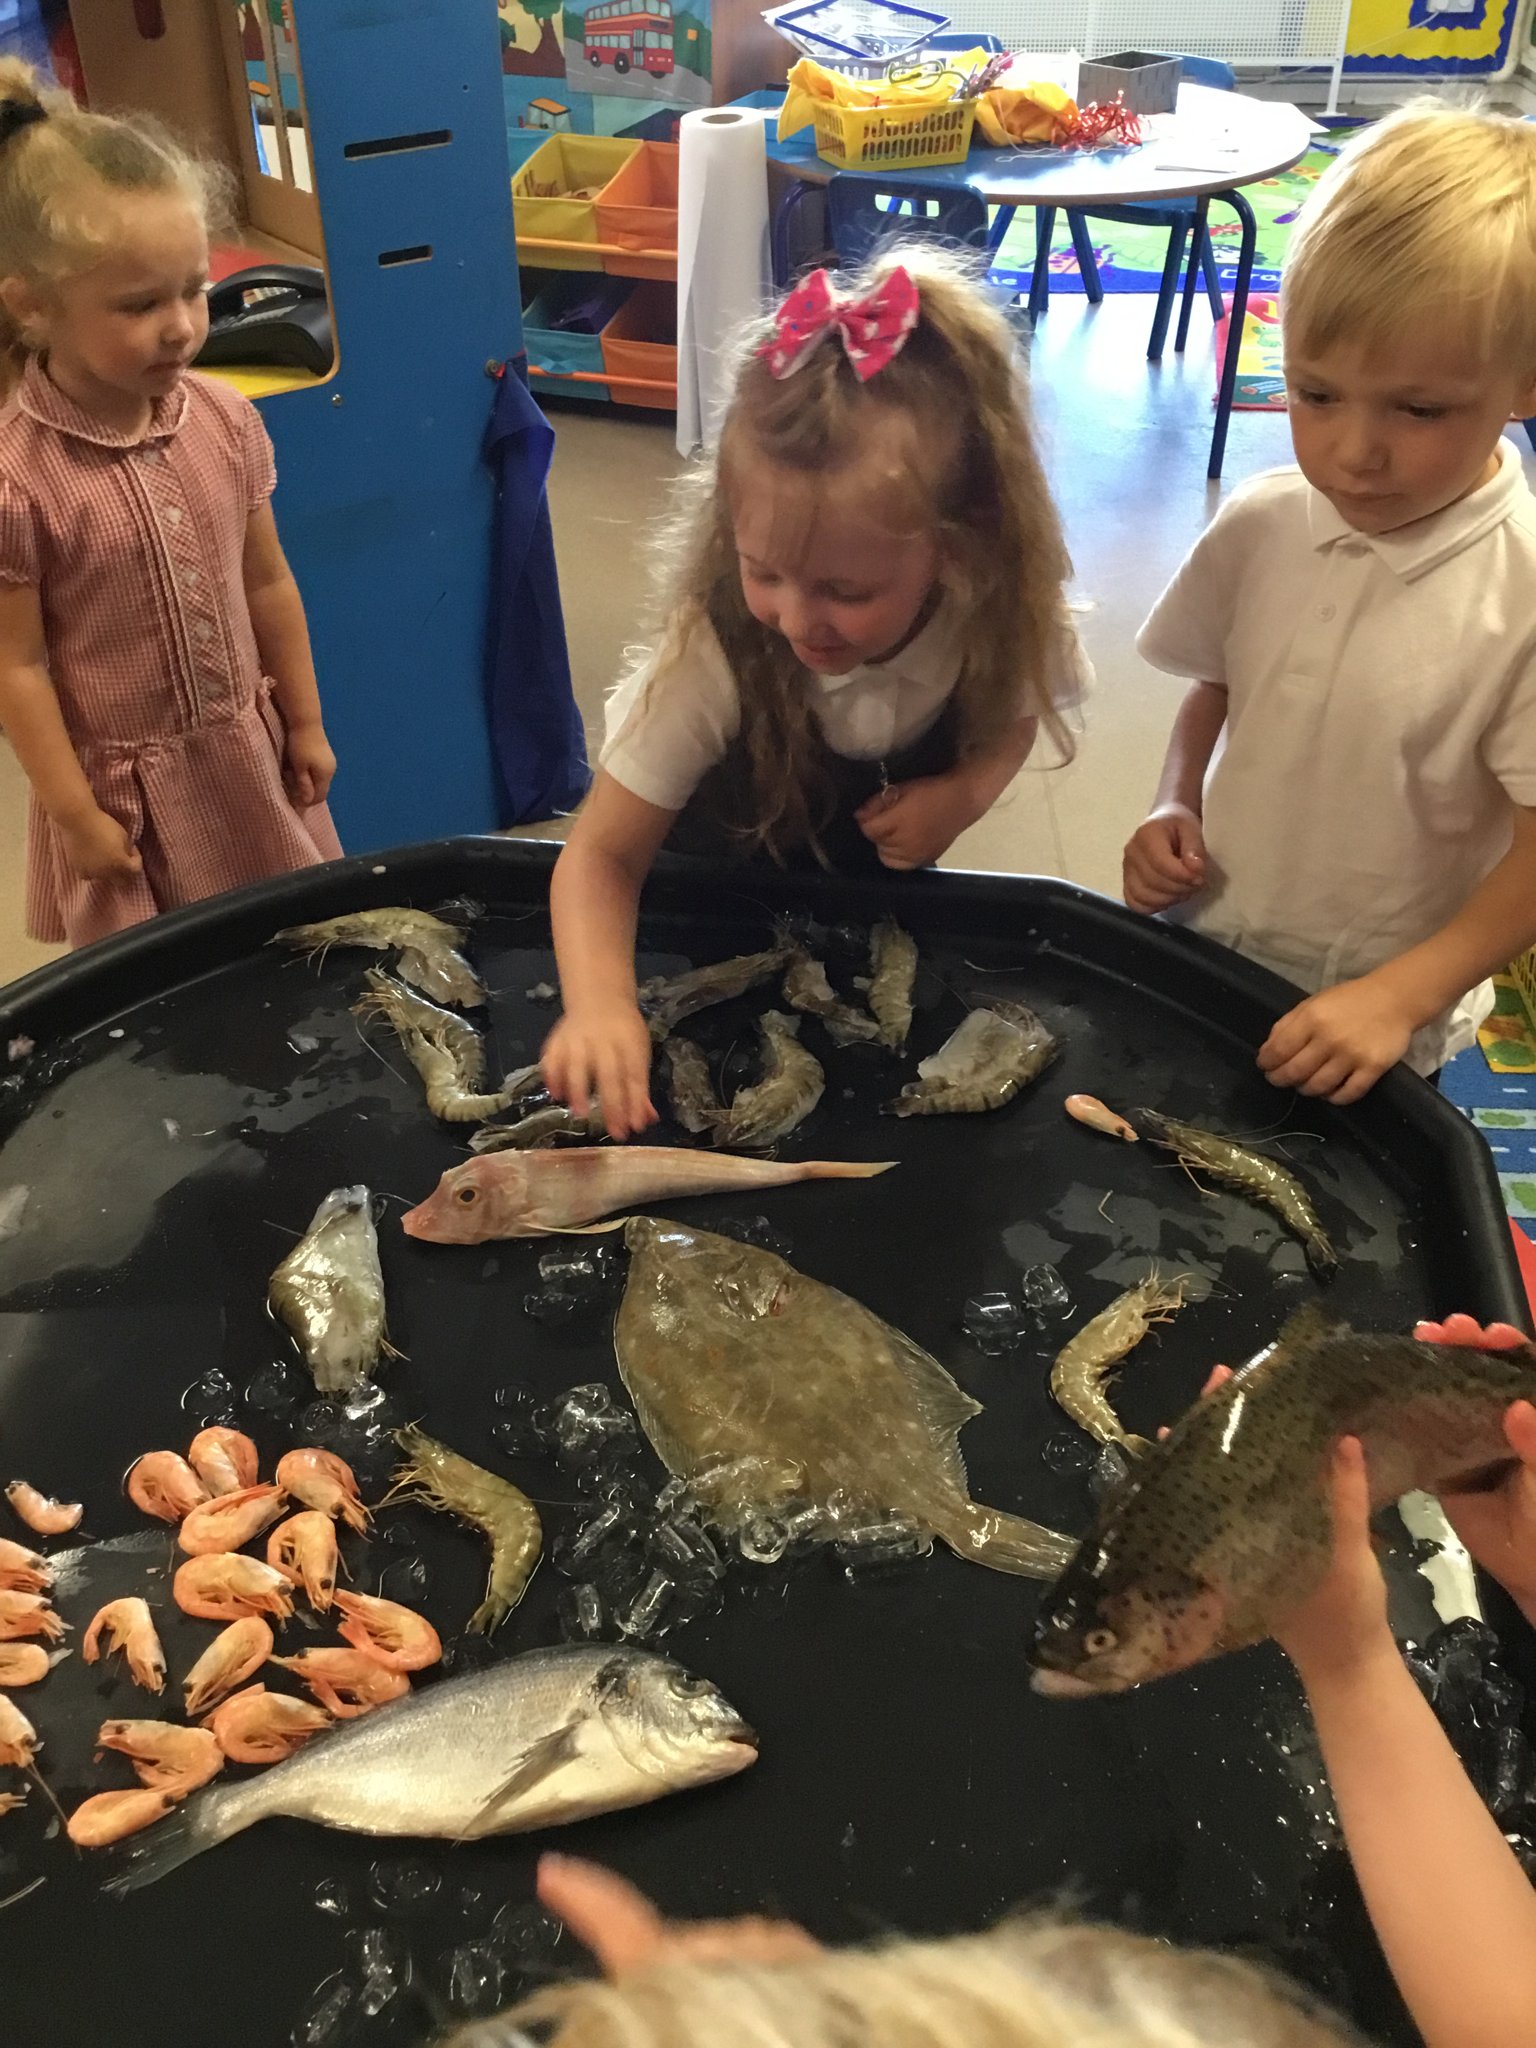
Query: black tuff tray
0,837,1522,2048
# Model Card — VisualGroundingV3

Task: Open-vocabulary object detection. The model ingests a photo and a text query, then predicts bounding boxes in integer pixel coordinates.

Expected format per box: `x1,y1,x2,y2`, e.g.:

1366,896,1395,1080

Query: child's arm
1275,1437,1536,2048
1258,805,1536,1103
242,505,336,808
544,771,678,1140
854,713,1037,871
0,584,141,884
537,1852,817,1974
1121,679,1225,913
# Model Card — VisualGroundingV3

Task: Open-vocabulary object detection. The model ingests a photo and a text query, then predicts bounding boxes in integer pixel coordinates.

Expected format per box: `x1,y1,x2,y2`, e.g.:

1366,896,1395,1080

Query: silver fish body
268,1187,387,1395
890,1000,1057,1116
107,1646,756,1891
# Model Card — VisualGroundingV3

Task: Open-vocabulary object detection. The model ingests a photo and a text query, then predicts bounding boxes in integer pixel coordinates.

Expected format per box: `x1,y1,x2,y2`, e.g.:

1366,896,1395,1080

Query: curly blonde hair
643,242,1076,860
445,1914,1361,2048
0,56,228,393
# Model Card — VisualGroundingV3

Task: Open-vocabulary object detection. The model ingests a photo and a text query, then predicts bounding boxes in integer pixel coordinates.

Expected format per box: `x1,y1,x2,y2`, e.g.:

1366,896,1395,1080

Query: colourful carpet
1216,293,1285,411
1443,1047,1536,1254
1477,975,1536,1074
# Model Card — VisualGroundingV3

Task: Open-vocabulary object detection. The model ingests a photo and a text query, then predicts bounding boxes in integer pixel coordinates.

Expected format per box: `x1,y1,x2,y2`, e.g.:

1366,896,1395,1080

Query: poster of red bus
583,0,675,75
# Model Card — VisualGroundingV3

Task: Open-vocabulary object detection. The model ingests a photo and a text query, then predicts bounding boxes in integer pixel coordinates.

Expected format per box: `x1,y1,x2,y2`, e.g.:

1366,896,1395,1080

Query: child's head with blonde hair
1280,105,1536,536
654,242,1075,860
0,56,226,401
446,1915,1361,2048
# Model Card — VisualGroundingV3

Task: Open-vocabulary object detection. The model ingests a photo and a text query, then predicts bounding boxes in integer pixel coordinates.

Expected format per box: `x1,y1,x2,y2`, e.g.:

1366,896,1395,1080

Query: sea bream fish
268,1187,389,1396
402,1148,893,1242
105,1646,756,1891
616,1218,1075,1578
1030,1307,1536,1697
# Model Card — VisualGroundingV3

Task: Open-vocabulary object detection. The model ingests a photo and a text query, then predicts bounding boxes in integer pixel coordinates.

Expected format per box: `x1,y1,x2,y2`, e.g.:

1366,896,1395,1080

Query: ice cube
1041,1432,1094,1477
291,1974,353,2048
376,1553,430,1605
523,1286,580,1326
1088,1440,1134,1504
552,1502,633,1578
181,1368,236,1426
961,1292,1030,1341
834,1516,932,1576
538,1248,597,1286
1020,1264,1072,1317
366,1859,441,1918
777,1503,828,1550
446,1939,507,2018
245,1362,303,1417
312,1877,349,1918
556,1582,607,1641
492,1897,565,1964
738,1511,791,1566
648,1517,725,1584
617,1568,677,1641
345,1926,412,2016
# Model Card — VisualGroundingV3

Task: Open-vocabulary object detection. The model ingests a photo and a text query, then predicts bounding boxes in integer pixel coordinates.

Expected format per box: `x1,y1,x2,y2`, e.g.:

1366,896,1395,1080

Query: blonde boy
1124,107,1536,1102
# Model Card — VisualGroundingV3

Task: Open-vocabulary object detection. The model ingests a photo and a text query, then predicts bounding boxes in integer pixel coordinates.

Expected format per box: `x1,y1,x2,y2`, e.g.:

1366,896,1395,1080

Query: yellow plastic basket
1511,946,1536,1024
811,95,976,170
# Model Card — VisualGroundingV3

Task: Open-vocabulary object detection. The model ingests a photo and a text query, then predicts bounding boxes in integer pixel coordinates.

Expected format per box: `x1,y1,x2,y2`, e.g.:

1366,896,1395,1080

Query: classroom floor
2,295,1532,990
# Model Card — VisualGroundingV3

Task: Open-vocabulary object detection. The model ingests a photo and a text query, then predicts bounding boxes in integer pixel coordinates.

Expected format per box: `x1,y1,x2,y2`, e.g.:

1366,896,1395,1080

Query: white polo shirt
601,599,1090,815
1137,439,1536,1074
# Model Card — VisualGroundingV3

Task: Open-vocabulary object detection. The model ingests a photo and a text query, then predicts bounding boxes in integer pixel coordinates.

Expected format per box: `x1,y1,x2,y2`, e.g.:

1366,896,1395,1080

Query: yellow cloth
973,80,1075,147
777,50,993,141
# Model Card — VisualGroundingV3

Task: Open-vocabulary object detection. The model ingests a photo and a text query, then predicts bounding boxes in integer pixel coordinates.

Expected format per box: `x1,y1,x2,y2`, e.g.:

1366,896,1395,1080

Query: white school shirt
1137,440,1536,1074
600,599,1090,814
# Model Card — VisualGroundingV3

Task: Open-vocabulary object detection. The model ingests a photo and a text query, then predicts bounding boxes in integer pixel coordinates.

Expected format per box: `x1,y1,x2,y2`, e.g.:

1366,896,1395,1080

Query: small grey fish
639,945,794,1042
105,1646,756,1891
664,1035,724,1137
717,1012,824,1149
868,919,918,1050
890,1000,1057,1116
470,1105,605,1152
1031,1307,1536,1697
274,906,484,1008
268,1187,389,1396
1137,1110,1337,1281
782,949,881,1046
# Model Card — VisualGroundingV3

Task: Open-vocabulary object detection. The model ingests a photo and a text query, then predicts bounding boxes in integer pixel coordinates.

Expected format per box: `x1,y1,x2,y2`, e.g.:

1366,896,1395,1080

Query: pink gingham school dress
0,359,342,948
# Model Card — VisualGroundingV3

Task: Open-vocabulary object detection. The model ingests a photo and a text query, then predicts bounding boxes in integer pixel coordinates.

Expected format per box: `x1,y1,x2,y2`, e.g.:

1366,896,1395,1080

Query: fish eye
455,1185,479,1207
1085,1626,1118,1656
673,1675,711,1697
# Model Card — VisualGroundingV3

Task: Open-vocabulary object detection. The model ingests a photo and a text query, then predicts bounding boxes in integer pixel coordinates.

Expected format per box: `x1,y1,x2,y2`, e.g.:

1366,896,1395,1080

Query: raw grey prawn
716,1012,824,1149
469,1103,606,1152
273,904,486,1008
890,1000,1057,1116
781,948,881,1046
353,968,529,1122
83,1598,166,1693
638,943,794,1040
389,1425,542,1633
1049,1268,1192,1452
867,919,919,1051
1137,1110,1337,1280
662,1036,723,1137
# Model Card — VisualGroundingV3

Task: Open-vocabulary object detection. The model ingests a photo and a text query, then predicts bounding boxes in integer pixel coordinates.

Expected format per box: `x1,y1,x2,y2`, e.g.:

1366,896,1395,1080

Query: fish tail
103,1783,250,1895
944,1503,1076,1580
797,1161,897,1180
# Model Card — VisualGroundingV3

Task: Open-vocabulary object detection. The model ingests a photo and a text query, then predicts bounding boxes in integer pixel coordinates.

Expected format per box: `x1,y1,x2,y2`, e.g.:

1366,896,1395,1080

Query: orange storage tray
594,141,679,281
600,281,677,410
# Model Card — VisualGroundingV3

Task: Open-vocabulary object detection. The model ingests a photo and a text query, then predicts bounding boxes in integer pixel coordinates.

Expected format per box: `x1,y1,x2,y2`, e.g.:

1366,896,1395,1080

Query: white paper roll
676,106,773,457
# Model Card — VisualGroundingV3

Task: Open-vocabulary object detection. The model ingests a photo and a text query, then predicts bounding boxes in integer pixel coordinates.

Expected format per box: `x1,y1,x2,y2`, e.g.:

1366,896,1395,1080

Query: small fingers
538,1853,666,1977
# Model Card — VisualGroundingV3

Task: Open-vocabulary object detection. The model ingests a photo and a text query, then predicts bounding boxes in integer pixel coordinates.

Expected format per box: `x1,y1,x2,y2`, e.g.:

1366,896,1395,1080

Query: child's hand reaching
284,720,337,808
538,1851,819,1975
1418,1315,1536,1626
1121,803,1207,914
1257,969,1420,1103
57,804,143,886
541,999,657,1141
854,773,981,871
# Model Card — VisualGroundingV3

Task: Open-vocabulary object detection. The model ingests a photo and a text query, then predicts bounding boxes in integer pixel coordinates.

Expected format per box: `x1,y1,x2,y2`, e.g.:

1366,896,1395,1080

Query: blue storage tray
522,273,634,401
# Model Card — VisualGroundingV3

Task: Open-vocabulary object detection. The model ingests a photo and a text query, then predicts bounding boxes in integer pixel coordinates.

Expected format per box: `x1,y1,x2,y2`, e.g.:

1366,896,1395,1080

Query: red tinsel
1053,94,1144,150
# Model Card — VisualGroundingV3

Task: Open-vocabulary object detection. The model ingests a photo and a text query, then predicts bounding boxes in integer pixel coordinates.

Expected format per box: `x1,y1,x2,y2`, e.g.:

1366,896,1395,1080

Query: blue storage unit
522,273,633,401
256,0,525,852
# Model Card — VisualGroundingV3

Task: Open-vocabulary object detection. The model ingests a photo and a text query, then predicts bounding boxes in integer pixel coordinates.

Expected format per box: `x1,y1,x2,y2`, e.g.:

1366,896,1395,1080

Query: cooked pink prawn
274,1449,370,1533
334,1589,442,1673
0,1644,50,1688
204,1684,332,1764
125,1451,208,1523
5,1481,81,1536
67,1787,176,1848
187,1427,259,1498
0,1591,64,1642
269,1647,410,1718
177,1483,288,1557
82,1598,166,1694
1064,1093,1139,1143
97,1718,224,1797
173,1553,294,1624
266,1511,340,1612
0,1791,24,1816
0,1537,50,1594
0,1694,38,1769
182,1618,273,1716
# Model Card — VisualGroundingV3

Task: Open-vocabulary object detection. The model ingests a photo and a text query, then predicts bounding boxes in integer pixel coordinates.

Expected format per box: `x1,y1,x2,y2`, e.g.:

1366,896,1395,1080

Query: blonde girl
0,60,340,952
544,244,1088,1138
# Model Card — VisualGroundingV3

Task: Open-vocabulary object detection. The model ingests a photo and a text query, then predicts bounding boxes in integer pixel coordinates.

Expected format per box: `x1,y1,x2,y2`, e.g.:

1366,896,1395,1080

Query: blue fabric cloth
484,363,589,824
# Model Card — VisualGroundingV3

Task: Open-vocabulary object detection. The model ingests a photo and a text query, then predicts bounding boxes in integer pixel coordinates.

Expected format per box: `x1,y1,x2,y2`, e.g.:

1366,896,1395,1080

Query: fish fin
548,1219,631,1236
456,1721,584,1840
1271,1302,1345,1353
102,1783,241,1895
878,1319,983,1444
943,1502,1077,1580
800,1161,897,1179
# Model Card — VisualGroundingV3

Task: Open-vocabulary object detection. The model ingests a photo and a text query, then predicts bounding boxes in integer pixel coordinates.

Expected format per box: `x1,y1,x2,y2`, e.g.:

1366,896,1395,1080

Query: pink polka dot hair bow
758,265,921,382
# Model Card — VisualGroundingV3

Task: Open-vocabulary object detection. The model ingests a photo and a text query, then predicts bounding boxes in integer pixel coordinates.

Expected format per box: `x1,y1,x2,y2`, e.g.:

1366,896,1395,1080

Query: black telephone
195,264,335,377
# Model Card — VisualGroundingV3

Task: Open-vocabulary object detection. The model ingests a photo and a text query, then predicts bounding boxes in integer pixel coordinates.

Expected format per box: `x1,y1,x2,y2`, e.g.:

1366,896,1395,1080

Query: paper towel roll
676,106,773,458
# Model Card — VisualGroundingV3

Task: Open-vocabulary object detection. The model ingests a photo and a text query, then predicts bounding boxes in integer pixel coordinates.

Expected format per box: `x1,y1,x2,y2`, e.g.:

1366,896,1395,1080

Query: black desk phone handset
195,265,335,377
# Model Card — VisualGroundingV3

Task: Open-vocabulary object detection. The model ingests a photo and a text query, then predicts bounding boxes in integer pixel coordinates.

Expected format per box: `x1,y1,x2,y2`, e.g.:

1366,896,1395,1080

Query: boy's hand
538,1852,818,1975
1271,1435,1397,1687
1258,969,1420,1103
1122,804,1206,914
284,720,337,808
1418,1316,1536,1622
57,805,143,885
854,773,979,871
541,998,656,1141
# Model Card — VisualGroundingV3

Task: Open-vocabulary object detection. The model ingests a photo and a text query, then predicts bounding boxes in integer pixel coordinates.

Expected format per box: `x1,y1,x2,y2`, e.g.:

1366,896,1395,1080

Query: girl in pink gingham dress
0,60,340,951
